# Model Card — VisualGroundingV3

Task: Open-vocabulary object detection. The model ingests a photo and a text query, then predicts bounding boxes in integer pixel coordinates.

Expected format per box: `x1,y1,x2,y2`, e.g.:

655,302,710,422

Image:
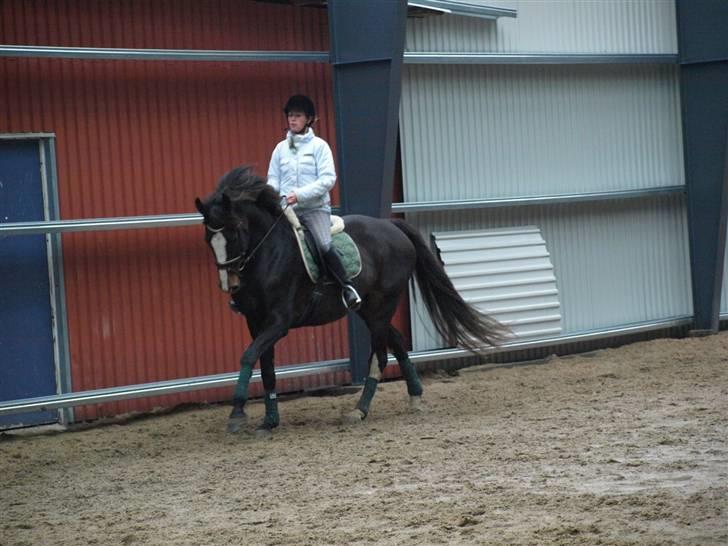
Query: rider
266,94,362,310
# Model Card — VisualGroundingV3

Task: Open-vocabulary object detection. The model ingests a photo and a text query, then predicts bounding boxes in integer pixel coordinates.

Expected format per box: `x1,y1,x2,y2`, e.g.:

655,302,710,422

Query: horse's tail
391,219,511,352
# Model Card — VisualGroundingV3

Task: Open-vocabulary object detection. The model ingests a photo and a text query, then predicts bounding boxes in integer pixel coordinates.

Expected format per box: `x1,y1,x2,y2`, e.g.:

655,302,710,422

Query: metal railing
405,52,678,64
0,315,692,416
0,186,686,236
0,45,678,65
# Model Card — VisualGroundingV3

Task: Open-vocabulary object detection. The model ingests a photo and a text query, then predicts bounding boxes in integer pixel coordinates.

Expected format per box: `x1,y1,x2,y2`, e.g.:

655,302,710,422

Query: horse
195,166,508,434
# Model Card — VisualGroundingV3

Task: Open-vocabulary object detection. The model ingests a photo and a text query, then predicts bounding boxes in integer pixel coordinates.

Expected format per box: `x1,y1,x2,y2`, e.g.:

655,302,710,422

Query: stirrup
342,285,362,311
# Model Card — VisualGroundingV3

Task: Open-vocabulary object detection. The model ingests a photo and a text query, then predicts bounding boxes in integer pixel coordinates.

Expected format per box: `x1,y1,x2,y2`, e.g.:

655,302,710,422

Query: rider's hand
286,193,298,205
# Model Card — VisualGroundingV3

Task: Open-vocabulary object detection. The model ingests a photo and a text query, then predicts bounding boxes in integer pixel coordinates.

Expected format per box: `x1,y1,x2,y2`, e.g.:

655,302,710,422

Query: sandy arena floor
2,333,727,545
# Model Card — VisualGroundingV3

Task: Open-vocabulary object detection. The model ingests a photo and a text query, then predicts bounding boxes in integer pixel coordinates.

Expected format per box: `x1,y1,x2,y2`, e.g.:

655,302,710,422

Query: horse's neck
245,208,296,265
249,208,292,242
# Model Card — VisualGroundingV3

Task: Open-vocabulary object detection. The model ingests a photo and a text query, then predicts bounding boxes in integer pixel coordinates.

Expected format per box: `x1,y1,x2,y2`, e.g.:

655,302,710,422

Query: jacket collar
287,128,314,150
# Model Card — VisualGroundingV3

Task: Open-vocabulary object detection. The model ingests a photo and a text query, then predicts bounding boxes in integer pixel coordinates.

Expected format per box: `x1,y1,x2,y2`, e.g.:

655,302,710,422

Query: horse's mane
212,165,282,217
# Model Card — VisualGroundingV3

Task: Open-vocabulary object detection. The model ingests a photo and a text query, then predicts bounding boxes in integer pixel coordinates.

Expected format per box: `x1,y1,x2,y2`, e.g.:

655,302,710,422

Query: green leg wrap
355,377,379,417
234,358,254,402
262,391,280,429
400,359,423,397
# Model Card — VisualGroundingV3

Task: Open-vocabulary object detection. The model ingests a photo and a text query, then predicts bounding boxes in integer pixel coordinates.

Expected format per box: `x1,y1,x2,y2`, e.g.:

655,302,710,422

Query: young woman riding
266,94,362,310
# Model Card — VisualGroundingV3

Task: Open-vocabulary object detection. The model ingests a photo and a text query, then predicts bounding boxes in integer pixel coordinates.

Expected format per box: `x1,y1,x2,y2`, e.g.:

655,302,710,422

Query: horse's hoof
226,415,247,434
255,427,274,439
342,409,366,424
409,396,424,413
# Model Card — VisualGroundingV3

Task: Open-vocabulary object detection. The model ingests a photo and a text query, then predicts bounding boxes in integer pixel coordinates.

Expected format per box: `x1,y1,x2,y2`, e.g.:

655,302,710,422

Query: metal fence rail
0,316,692,416
405,53,678,64
0,45,677,65
0,45,330,63
0,213,202,236
0,186,686,236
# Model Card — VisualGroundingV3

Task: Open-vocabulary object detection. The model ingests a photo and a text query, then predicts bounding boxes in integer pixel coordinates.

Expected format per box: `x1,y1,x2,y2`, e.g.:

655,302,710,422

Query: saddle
284,208,362,283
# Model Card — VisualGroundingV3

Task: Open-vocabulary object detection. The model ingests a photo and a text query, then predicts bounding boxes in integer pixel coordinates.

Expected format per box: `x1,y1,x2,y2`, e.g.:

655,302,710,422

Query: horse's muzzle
228,272,241,293
218,269,241,293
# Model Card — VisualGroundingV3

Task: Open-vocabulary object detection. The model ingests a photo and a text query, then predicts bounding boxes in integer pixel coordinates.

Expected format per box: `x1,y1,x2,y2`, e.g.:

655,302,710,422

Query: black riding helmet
283,94,316,119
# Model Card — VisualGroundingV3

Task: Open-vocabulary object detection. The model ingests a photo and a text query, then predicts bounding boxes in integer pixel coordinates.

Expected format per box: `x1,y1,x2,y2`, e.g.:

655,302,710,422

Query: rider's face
287,111,311,134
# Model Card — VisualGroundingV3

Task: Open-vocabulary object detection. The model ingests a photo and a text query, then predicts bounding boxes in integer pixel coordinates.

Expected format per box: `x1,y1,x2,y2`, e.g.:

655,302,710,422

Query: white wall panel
410,195,692,351
400,63,683,202
406,0,677,54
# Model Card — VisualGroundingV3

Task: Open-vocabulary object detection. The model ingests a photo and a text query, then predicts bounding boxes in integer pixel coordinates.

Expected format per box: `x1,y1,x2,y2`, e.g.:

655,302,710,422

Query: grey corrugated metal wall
400,1,691,351
401,64,683,201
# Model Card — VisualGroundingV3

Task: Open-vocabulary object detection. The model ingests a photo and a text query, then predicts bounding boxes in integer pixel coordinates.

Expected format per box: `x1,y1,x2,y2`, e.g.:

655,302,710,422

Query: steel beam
677,0,728,332
408,0,516,19
328,0,408,384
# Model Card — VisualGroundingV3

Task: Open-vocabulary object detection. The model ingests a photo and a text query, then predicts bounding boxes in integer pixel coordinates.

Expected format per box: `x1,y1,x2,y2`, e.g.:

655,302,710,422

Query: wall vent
432,226,561,340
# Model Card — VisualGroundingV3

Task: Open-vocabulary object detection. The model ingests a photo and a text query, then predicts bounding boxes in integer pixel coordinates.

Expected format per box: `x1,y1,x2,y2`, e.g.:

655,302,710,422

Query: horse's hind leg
346,331,388,423
387,325,424,411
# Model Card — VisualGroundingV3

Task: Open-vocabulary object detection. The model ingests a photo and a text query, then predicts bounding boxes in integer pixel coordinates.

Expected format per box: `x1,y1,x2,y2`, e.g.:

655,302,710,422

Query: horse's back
341,215,416,290
342,215,413,253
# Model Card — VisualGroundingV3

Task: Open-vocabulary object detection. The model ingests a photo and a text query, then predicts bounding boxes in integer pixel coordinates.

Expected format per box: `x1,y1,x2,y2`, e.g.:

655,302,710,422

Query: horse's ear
195,197,206,217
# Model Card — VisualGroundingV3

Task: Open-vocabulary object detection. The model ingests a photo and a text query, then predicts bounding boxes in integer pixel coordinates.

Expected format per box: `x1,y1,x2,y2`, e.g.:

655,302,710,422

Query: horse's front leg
257,345,279,435
228,321,288,434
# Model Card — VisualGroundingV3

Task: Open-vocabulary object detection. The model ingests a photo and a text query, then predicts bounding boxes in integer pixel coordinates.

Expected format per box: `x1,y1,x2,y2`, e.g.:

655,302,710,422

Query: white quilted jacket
266,128,336,213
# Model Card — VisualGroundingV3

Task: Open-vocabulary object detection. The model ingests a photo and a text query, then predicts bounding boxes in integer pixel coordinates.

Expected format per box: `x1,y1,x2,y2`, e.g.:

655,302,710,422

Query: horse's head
195,192,250,294
196,166,282,294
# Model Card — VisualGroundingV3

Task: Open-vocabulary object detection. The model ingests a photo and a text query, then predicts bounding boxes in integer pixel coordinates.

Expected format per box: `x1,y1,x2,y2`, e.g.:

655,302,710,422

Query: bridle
206,223,245,271
206,204,290,276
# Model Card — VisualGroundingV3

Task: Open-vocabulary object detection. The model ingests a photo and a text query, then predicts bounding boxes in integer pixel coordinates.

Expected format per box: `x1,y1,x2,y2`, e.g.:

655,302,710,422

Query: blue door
0,139,59,428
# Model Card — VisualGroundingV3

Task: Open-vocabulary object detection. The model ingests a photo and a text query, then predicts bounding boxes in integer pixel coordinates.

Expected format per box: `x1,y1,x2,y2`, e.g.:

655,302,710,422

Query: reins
238,204,289,272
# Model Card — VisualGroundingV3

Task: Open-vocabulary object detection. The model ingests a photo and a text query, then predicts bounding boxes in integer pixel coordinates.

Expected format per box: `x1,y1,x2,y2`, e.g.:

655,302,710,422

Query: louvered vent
432,226,561,340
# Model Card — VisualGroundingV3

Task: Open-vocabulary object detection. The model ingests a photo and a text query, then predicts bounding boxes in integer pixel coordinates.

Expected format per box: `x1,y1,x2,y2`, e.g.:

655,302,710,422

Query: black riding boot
323,248,362,310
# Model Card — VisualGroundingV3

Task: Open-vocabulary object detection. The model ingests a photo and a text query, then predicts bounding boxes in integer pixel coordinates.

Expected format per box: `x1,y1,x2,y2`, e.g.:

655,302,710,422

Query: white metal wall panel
410,195,692,351
400,63,683,202
432,227,562,340
406,0,677,54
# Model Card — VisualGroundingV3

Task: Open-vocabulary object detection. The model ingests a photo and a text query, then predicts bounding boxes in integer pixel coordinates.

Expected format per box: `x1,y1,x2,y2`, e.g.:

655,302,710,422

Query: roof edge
408,0,517,20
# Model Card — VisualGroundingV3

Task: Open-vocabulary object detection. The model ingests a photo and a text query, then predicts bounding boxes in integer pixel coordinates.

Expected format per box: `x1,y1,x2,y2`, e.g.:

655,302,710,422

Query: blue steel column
328,0,407,383
676,0,728,332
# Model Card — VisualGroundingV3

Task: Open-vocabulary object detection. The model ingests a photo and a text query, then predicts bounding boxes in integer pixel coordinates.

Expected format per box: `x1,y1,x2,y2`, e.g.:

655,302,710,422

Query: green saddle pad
299,230,362,283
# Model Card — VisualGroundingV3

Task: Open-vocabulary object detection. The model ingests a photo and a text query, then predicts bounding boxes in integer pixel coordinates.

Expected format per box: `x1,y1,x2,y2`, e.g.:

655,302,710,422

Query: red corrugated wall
0,0,410,420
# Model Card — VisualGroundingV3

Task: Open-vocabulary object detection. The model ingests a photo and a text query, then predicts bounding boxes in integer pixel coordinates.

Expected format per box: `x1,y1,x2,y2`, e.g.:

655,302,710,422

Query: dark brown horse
196,166,507,434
